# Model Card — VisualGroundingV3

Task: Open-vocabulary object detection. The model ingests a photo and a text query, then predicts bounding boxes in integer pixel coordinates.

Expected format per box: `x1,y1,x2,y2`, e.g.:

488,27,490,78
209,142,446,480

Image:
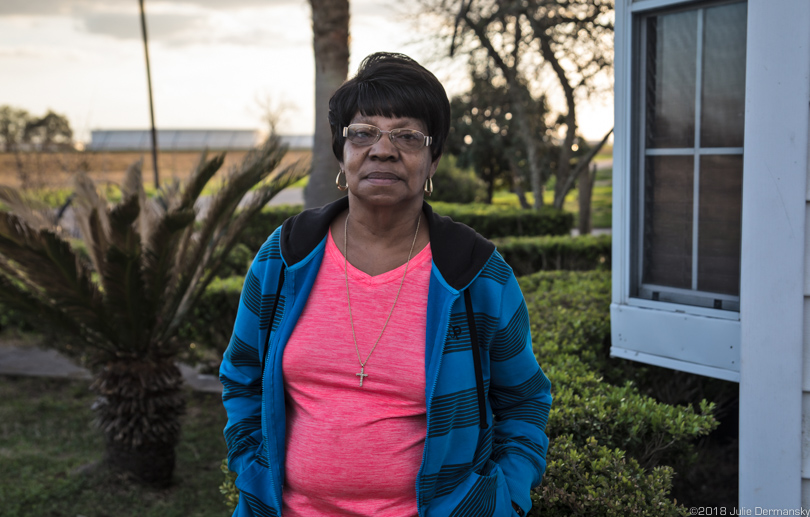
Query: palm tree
0,135,306,486
303,0,350,208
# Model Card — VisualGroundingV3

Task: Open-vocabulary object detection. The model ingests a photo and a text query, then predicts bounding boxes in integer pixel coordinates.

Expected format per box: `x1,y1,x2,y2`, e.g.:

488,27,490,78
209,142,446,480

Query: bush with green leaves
532,435,688,517
235,204,302,253
430,202,572,238
544,354,717,470
178,275,243,355
494,234,610,276
235,202,572,257
429,154,487,204
521,270,613,370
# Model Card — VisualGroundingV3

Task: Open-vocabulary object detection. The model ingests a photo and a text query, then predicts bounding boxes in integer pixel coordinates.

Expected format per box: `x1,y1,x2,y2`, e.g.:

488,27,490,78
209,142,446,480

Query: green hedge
430,202,572,238
517,270,717,513
533,435,687,517
237,205,303,254
429,155,487,204
178,275,244,355
236,202,573,256
494,234,611,276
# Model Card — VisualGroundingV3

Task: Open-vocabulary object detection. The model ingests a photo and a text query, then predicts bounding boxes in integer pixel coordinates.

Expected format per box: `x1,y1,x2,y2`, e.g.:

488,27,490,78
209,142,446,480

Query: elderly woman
220,52,551,517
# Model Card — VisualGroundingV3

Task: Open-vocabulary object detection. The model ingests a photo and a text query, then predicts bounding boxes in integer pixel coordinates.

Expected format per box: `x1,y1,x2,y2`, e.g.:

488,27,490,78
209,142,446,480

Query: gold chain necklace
344,213,421,387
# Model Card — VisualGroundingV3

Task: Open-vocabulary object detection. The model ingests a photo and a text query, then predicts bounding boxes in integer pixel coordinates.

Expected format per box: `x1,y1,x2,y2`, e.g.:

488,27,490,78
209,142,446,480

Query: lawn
0,375,231,517
491,167,613,229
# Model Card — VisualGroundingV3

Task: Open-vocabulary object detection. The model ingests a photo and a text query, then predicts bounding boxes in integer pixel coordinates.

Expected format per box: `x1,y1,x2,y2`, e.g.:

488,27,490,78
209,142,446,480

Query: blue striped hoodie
220,197,551,517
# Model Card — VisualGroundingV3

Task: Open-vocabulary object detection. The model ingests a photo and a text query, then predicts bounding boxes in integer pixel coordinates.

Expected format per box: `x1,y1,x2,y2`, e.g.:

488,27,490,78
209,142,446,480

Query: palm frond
102,186,153,356
0,271,115,358
0,186,56,229
72,172,111,274
141,207,196,344
161,136,306,340
0,211,114,346
200,161,307,289
178,152,225,212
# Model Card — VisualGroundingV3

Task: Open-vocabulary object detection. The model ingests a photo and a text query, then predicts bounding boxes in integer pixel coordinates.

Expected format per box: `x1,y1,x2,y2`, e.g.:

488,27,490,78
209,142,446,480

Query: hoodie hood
279,197,495,291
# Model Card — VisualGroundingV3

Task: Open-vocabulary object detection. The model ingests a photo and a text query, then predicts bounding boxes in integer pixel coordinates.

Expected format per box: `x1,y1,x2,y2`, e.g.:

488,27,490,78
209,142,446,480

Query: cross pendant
356,366,368,387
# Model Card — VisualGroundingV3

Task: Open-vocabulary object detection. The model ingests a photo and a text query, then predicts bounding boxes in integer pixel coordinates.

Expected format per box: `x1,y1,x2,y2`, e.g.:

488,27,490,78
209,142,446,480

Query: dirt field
0,149,311,190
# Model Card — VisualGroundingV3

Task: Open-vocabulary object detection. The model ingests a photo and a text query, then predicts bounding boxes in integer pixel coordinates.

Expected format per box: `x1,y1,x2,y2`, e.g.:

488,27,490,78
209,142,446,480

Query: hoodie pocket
427,460,516,517
233,456,277,517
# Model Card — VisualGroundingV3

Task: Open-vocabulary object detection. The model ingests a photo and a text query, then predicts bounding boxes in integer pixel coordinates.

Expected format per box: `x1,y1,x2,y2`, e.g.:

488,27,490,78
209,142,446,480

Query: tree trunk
509,92,545,209
577,163,595,235
91,360,185,487
507,154,531,209
304,0,350,209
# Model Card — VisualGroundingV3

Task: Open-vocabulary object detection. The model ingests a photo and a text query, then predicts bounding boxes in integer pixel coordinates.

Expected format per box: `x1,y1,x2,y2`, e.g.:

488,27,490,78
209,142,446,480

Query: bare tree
304,0,350,209
418,0,614,210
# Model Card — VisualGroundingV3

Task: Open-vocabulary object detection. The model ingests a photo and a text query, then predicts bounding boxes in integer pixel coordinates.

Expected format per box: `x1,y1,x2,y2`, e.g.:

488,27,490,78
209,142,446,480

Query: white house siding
738,0,809,509
802,141,810,510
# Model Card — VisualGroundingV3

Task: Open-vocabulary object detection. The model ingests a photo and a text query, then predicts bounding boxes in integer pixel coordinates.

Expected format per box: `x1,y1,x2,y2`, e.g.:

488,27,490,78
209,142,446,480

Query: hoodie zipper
415,292,456,516
260,265,286,513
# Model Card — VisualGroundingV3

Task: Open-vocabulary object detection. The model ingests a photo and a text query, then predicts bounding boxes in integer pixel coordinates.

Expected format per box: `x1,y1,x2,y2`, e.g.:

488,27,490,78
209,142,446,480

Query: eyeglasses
343,124,433,151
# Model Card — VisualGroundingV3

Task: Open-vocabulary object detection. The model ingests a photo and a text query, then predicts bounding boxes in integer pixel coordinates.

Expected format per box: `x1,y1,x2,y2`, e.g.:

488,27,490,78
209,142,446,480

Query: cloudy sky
0,0,612,143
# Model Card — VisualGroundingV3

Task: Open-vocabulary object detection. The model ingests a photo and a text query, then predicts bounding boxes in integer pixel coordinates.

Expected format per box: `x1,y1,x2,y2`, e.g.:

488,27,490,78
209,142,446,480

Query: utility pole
139,0,159,188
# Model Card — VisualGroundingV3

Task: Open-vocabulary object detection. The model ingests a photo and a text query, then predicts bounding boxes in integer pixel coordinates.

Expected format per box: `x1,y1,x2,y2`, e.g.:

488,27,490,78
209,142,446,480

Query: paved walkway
0,345,223,393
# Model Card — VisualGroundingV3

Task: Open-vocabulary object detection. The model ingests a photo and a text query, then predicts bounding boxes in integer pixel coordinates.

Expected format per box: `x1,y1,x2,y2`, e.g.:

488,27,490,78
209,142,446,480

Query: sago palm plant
0,135,306,486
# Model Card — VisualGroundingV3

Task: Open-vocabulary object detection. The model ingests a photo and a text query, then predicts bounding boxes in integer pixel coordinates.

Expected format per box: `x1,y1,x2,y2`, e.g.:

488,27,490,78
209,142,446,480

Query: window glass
698,155,743,295
635,1,746,310
643,155,694,289
646,11,697,149
701,3,748,148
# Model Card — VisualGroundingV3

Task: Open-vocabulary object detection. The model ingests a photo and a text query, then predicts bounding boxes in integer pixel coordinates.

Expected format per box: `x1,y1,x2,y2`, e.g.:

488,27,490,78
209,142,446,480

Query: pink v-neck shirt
281,229,432,516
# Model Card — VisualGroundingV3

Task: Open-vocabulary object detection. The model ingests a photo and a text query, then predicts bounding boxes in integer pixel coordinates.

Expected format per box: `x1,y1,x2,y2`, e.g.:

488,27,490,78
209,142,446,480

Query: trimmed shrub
494,234,611,276
521,270,612,370
178,275,243,355
545,354,717,470
238,204,302,252
430,201,573,238
216,243,254,278
516,270,717,514
532,435,688,517
429,155,487,203
235,202,573,257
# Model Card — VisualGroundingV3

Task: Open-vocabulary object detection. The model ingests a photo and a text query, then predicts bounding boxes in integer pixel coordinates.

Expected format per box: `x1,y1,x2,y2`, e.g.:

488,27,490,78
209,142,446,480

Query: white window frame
611,0,744,382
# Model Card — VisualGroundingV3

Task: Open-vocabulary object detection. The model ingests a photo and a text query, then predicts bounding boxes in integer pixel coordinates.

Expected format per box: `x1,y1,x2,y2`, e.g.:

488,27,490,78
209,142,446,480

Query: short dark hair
328,52,450,162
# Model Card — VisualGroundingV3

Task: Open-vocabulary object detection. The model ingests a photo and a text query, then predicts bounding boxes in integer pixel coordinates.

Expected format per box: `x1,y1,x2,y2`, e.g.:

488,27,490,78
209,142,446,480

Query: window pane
698,155,742,295
701,3,747,148
646,11,697,149
643,155,694,288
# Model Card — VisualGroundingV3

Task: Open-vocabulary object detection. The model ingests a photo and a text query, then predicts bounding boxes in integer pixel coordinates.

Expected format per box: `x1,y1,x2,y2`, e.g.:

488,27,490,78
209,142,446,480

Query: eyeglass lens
344,124,430,150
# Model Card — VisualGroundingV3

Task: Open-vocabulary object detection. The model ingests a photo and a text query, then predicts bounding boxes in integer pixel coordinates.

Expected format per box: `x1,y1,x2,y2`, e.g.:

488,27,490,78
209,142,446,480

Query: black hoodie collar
279,197,495,291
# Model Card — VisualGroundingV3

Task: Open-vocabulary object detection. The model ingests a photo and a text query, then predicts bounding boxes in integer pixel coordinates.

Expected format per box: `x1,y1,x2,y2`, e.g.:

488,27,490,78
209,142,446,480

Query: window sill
610,302,741,382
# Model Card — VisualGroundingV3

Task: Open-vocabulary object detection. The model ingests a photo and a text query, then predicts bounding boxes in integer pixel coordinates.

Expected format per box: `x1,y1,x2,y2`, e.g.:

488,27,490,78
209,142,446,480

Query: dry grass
0,149,311,190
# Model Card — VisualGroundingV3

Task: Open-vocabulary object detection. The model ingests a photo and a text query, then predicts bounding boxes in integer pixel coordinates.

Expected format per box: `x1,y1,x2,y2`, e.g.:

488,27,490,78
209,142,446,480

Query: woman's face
339,113,439,209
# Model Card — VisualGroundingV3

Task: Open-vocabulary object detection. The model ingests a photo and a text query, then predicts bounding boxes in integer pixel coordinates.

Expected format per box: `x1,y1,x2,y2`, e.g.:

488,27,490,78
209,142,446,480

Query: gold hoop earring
336,169,348,191
424,177,433,196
